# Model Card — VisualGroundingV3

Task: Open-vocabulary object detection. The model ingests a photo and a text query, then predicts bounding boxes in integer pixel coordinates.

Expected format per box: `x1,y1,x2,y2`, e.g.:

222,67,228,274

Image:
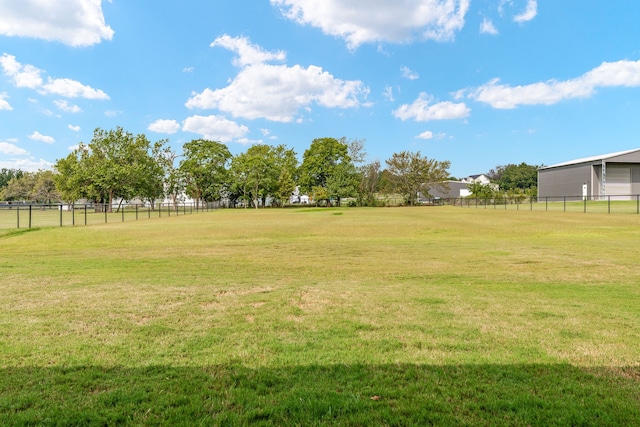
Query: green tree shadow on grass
0,363,637,426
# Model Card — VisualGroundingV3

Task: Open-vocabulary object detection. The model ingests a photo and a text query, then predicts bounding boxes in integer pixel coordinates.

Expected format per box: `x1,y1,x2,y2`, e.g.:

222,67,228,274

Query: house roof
540,148,640,170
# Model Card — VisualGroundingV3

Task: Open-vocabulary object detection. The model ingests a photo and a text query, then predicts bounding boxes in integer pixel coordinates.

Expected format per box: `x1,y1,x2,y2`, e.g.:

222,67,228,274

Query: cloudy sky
1,0,640,177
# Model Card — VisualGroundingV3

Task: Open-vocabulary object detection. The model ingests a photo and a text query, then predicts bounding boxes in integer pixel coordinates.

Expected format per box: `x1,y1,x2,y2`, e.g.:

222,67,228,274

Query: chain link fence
429,195,640,214
0,202,222,231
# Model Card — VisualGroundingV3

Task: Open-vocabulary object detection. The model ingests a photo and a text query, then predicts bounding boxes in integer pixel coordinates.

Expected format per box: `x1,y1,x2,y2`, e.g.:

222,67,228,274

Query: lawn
0,207,638,425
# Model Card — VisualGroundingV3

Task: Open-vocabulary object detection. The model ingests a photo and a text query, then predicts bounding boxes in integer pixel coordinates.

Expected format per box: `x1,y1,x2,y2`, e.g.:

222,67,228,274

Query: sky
1,0,640,178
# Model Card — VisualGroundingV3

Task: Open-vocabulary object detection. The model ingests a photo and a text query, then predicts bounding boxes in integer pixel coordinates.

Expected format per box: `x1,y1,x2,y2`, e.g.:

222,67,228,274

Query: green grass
0,207,638,425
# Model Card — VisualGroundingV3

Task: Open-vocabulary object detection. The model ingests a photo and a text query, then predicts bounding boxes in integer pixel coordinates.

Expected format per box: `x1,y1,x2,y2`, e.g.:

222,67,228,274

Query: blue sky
1,1,640,178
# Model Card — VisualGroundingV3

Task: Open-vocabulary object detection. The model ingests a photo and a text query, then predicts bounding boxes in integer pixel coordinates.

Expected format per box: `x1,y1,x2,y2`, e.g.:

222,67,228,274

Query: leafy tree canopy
487,163,540,191
385,151,450,206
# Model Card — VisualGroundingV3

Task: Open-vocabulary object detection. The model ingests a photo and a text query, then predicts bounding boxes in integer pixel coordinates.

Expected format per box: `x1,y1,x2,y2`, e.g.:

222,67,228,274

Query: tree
269,144,298,206
137,139,170,208
53,127,168,211
467,181,496,199
159,148,184,208
299,137,351,191
276,168,296,207
357,160,381,206
487,163,539,191
1,173,36,201
0,168,24,191
326,162,358,205
31,170,60,203
230,145,272,208
53,149,90,204
385,151,450,206
299,137,355,205
180,139,231,207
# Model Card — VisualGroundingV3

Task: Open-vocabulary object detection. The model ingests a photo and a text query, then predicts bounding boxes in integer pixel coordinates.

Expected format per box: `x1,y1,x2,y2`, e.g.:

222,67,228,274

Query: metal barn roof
540,148,640,170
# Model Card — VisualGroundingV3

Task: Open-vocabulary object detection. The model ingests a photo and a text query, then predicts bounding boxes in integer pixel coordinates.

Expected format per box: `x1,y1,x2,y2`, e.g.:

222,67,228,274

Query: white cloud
271,0,470,49
383,86,395,102
183,67,194,73
0,141,28,155
211,34,286,67
401,66,419,80
0,53,109,100
29,131,55,144
480,18,498,35
0,53,43,88
54,99,82,113
237,138,264,145
41,77,109,99
394,92,470,121
0,91,11,110
0,0,114,47
417,131,434,140
182,115,250,143
0,158,52,172
148,119,181,134
68,124,81,132
467,59,640,109
417,131,447,140
514,0,537,23
104,110,121,117
260,128,278,140
186,35,368,122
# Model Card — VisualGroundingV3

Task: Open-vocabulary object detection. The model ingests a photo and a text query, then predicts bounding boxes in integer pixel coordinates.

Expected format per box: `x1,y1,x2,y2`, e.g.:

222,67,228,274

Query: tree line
0,127,452,209
1,127,541,207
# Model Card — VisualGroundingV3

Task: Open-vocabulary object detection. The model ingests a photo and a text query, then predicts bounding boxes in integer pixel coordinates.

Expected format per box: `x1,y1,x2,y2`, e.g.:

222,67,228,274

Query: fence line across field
2,194,640,230
433,194,640,214
0,202,222,230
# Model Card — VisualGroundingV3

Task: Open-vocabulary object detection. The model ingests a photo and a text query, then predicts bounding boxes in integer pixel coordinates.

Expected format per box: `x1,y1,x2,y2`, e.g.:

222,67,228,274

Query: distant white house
425,174,496,199
290,186,310,204
460,174,491,185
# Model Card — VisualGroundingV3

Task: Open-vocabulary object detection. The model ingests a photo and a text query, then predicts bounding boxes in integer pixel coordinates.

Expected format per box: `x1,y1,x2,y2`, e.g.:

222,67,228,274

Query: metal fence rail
430,195,640,214
0,202,221,230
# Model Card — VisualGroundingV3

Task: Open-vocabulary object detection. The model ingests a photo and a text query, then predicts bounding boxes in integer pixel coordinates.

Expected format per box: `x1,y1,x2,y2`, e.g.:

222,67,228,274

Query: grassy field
0,207,638,425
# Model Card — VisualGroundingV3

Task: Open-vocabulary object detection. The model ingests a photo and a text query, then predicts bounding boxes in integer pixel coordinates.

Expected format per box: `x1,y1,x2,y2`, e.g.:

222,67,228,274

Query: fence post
136,204,138,221
584,196,587,213
608,196,611,214
17,206,19,229
105,204,107,223
637,194,639,215
60,204,63,227
84,204,87,226
121,206,124,222
546,197,548,211
564,197,566,212
29,204,32,229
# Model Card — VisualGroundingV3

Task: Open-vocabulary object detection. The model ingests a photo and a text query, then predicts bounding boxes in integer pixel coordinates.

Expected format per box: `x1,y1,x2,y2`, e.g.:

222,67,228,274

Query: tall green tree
54,149,90,204
230,144,272,208
179,139,231,207
326,162,359,205
53,127,167,211
385,151,450,206
32,170,60,203
276,168,296,207
1,173,36,201
357,160,381,206
299,137,356,205
160,149,185,208
0,168,24,191
487,163,539,191
299,137,351,191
